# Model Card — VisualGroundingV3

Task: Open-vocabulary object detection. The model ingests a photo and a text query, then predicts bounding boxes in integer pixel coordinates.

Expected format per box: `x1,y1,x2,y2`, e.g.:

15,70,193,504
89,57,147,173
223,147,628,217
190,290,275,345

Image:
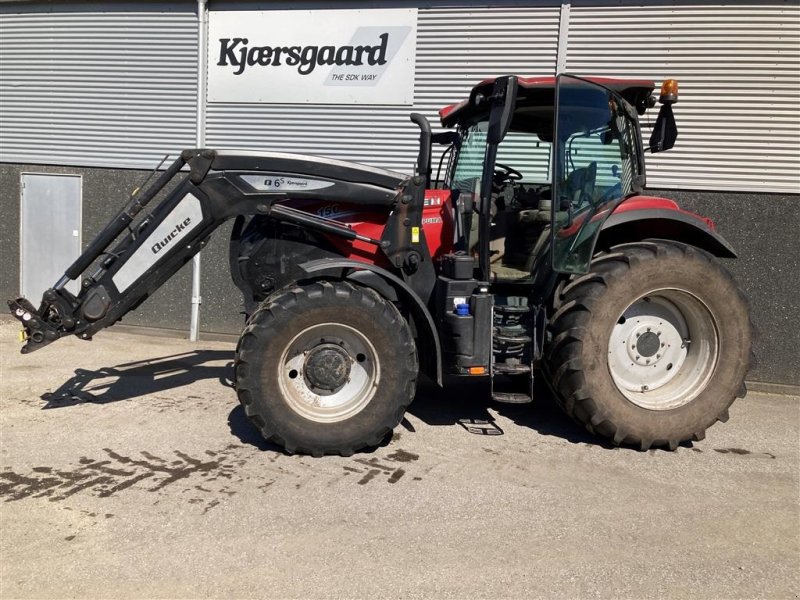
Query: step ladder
491,296,535,404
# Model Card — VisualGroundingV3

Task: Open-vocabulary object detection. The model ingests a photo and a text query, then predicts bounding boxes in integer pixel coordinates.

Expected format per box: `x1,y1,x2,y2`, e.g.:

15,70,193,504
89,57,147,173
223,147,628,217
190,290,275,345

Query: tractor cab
427,74,678,283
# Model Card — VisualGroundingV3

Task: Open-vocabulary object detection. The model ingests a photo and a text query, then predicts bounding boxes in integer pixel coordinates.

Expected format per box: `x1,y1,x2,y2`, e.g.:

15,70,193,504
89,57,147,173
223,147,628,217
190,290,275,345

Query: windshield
552,75,642,274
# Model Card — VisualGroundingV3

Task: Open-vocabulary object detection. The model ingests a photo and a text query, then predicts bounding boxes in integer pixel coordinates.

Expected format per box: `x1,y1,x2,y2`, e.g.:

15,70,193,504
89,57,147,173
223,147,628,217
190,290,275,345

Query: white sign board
208,9,417,105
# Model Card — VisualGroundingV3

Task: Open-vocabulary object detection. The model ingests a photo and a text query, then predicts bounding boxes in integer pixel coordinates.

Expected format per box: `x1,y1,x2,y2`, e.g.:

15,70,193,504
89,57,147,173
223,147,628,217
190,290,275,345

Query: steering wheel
494,163,523,184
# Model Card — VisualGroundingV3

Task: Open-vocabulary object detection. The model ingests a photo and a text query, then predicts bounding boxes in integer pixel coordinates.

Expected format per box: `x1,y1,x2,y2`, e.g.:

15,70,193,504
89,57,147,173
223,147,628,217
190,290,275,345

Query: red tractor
9,75,753,456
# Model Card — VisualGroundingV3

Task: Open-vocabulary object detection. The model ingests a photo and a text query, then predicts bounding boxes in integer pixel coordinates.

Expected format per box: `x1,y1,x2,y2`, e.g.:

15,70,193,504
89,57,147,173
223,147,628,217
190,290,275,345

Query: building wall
1,0,798,384
566,2,799,193
5,0,796,188
643,189,800,386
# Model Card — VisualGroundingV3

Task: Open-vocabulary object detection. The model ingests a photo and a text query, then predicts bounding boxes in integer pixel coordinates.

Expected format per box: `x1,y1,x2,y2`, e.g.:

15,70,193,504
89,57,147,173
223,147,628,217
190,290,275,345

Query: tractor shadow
229,375,613,452
226,405,396,455
408,376,614,448
41,351,616,451
40,350,235,407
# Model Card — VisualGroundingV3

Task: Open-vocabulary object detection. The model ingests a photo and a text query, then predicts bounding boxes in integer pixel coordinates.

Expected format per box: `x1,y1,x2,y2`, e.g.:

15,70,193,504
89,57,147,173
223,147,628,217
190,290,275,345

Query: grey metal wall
205,5,562,173
566,2,800,193
4,2,797,191
0,3,197,169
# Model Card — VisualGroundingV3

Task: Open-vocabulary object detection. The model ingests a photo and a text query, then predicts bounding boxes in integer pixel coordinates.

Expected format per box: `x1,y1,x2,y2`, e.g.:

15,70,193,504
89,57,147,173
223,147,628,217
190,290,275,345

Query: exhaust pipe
410,113,432,188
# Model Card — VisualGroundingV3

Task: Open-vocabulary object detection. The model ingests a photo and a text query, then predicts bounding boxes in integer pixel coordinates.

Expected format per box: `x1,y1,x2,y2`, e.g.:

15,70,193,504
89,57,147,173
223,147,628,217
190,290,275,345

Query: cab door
550,75,641,274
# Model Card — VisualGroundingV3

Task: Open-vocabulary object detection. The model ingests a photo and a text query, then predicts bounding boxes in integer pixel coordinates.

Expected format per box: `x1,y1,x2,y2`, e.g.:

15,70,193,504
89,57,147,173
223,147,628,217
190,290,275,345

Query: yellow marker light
469,366,486,375
18,329,27,342
660,79,679,104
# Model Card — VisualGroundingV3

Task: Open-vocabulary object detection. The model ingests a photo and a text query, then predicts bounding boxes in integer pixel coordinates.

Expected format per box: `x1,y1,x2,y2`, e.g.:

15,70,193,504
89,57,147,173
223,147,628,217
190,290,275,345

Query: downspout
190,0,208,342
556,2,570,76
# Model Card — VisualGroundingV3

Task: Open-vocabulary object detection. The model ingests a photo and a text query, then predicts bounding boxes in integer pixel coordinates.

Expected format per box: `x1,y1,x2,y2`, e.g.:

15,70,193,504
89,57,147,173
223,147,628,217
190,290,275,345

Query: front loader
9,74,753,456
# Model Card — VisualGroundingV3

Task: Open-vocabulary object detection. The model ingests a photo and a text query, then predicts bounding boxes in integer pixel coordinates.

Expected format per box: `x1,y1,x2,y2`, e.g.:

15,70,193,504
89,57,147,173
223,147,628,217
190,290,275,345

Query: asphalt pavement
1,319,798,599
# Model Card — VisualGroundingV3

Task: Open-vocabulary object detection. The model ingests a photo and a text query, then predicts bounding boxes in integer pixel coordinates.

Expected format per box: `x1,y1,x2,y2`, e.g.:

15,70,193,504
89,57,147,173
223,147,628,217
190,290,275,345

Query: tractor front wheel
546,241,753,450
235,281,418,456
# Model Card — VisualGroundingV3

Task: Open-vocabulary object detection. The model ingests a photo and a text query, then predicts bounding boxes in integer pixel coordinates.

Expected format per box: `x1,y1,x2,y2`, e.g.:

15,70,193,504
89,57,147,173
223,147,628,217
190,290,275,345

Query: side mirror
649,103,678,153
487,76,518,145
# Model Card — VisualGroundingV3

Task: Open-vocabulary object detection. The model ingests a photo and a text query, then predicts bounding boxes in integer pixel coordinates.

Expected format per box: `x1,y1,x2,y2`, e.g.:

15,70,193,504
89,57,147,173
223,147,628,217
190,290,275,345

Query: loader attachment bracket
7,290,83,354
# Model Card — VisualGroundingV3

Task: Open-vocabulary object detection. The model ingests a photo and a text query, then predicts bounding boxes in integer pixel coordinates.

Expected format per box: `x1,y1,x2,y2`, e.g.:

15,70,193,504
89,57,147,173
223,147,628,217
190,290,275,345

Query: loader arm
9,150,205,352
8,149,429,354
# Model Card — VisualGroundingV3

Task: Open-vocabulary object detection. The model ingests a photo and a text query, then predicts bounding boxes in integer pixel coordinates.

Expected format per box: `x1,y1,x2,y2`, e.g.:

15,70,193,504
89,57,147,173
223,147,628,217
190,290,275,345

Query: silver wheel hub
279,323,379,423
608,290,718,410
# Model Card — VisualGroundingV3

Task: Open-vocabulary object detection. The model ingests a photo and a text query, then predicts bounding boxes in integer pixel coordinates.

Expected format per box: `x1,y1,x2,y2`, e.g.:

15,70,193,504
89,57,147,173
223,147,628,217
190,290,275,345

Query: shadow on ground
409,376,612,448
41,350,616,450
226,405,397,455
227,405,286,453
40,350,235,407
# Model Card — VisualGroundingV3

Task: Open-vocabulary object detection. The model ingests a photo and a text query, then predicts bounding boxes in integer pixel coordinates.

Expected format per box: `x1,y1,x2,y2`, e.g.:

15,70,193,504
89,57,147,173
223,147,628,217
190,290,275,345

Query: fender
598,195,737,258
297,258,443,386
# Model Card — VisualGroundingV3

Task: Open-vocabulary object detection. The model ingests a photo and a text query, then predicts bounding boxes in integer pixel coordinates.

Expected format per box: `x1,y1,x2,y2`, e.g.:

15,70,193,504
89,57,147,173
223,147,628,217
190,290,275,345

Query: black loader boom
8,148,423,355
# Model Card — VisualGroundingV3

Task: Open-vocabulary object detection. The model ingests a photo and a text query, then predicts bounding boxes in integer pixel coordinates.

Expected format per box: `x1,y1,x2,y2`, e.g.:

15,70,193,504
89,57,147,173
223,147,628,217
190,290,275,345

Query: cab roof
439,76,655,128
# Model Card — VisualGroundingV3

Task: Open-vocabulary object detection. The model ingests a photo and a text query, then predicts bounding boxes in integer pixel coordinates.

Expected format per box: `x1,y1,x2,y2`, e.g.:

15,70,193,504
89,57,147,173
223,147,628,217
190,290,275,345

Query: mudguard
598,196,736,258
297,258,442,386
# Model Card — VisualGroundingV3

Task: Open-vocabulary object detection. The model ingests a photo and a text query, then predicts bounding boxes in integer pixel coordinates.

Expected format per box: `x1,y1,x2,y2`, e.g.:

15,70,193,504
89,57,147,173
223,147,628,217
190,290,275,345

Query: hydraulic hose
59,154,187,285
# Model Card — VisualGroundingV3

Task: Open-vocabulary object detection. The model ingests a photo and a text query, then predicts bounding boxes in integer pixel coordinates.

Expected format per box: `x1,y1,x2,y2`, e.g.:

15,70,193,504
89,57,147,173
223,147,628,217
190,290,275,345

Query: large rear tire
546,241,753,450
235,281,418,456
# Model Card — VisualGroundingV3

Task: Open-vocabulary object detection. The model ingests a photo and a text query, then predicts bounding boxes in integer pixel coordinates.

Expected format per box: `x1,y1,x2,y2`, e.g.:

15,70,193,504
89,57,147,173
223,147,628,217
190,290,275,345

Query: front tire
235,281,418,456
546,241,753,450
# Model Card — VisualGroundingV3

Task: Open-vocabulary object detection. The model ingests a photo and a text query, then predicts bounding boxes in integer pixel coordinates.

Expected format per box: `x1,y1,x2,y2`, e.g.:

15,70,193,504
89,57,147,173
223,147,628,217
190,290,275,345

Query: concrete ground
0,319,798,599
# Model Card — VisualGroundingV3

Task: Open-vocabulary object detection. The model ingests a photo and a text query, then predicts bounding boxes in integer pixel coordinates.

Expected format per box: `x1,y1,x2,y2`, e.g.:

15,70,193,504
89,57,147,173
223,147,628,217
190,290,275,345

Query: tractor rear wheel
235,281,418,456
546,241,753,450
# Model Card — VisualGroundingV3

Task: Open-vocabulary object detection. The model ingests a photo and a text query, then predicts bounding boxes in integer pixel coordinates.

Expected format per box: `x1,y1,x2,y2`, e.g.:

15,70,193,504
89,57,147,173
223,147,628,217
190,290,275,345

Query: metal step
494,333,532,345
495,325,529,336
494,304,531,315
491,391,533,404
493,362,531,375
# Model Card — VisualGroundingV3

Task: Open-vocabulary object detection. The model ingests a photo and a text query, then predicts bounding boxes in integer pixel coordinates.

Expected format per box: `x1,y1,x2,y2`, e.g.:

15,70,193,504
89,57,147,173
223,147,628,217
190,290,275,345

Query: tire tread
234,281,417,456
545,240,752,451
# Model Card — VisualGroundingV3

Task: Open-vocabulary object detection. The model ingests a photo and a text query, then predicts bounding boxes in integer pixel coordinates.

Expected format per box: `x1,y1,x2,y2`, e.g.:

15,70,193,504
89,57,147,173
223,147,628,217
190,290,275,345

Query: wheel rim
278,323,380,423
607,288,719,410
